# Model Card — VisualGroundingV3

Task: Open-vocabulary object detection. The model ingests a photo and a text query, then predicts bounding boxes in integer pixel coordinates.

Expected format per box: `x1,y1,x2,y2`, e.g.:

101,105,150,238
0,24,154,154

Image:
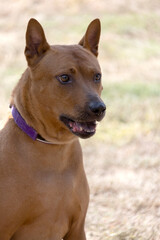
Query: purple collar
11,106,53,144
12,106,38,140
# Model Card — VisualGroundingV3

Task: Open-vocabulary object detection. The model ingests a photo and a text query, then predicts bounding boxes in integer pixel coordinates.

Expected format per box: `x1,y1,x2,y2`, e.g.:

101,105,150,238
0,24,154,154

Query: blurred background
0,0,160,239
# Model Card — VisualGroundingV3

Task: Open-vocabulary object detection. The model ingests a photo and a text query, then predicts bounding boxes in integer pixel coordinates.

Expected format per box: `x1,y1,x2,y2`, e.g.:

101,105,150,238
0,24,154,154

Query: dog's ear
79,19,101,57
25,18,50,66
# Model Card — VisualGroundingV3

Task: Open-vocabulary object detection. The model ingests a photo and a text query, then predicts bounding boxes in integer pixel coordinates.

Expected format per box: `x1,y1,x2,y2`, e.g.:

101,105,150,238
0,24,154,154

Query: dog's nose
89,101,106,116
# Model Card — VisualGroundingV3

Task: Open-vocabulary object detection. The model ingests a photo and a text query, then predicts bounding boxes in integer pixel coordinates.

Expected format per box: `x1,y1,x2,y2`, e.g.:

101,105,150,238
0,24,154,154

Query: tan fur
0,18,105,240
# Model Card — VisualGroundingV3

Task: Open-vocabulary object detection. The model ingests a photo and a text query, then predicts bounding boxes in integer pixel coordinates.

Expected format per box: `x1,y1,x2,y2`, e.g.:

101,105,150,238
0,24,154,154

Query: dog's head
15,19,106,142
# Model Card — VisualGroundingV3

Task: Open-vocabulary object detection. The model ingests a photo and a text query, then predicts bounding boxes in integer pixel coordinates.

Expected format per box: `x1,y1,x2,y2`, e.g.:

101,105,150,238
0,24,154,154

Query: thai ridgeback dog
0,18,106,240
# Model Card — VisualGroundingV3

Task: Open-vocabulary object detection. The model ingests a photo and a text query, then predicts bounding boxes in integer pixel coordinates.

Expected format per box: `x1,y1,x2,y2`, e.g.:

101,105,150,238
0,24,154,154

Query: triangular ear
24,18,50,66
79,19,101,57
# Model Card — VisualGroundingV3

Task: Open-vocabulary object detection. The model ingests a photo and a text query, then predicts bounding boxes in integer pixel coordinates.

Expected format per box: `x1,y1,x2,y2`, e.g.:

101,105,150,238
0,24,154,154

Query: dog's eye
94,73,101,83
57,74,71,84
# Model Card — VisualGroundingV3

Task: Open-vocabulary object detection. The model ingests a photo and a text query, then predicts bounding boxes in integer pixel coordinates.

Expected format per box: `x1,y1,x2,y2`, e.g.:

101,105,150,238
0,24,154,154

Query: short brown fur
0,18,105,240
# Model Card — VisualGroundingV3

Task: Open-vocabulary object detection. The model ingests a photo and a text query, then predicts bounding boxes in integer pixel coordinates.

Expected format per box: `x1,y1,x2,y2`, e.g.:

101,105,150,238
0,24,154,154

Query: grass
102,13,160,35
93,82,160,144
102,38,160,60
0,1,160,239
102,82,160,99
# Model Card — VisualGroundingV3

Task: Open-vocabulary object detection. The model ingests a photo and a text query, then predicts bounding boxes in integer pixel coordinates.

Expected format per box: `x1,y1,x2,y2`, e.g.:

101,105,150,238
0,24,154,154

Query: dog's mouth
60,116,97,139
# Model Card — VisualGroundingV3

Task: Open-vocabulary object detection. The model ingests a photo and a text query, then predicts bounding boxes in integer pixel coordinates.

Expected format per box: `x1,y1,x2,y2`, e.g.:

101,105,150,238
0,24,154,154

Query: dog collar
11,106,54,144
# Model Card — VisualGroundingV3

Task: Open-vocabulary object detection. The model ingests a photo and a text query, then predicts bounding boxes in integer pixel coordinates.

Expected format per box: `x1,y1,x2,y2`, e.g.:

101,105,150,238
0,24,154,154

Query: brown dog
0,18,106,240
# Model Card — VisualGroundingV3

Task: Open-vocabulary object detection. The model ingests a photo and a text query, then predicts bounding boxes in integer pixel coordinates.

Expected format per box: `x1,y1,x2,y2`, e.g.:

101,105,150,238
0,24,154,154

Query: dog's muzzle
89,100,106,117
60,100,106,139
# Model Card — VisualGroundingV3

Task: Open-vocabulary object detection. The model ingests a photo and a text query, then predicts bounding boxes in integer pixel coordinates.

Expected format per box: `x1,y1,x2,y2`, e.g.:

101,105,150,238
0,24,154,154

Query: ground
0,0,160,239
83,135,160,239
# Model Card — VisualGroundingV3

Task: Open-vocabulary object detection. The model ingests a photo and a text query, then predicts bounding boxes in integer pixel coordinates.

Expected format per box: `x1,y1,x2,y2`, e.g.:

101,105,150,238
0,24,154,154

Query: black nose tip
89,101,106,115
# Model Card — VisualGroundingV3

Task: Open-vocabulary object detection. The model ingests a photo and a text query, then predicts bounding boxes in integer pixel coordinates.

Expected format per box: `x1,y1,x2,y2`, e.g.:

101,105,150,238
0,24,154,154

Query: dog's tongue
69,121,96,133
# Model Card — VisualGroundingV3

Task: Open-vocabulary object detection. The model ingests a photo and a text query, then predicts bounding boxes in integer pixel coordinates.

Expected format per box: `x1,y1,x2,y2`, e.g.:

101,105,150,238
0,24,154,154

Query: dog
0,18,106,240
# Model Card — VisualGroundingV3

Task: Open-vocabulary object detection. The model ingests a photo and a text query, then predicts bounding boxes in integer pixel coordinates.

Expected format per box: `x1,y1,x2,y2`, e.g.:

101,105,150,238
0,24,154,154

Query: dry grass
83,134,160,239
0,1,160,239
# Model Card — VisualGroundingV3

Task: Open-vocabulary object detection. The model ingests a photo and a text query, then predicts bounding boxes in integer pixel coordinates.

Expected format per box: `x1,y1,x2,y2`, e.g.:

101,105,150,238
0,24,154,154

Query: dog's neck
11,69,77,145
11,105,54,144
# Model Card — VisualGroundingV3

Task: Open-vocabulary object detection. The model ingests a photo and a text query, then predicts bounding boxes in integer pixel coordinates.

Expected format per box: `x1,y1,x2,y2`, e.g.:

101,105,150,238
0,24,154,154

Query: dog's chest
0,127,89,239
33,168,80,212
12,168,87,240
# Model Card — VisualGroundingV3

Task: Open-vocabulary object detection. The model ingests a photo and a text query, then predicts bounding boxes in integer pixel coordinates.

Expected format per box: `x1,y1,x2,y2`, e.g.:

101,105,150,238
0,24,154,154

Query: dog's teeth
69,122,73,127
70,121,96,134
87,129,92,133
90,129,95,132
86,127,95,133
79,127,83,131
